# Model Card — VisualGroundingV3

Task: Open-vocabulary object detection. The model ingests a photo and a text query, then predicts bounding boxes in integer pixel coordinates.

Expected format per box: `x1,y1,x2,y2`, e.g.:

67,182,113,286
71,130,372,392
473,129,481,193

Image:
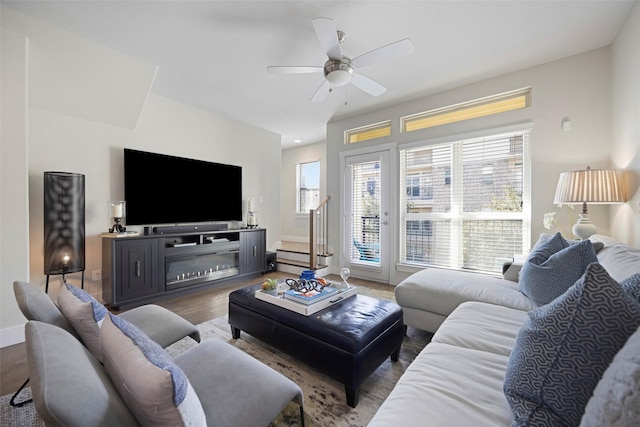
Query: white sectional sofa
369,234,640,426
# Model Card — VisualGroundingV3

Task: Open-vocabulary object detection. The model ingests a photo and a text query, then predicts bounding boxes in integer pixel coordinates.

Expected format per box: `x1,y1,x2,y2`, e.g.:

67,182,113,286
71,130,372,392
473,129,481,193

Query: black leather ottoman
228,284,404,407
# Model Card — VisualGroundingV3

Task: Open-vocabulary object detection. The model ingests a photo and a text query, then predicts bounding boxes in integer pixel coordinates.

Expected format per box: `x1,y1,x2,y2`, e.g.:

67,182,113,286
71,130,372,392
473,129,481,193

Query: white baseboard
0,324,25,348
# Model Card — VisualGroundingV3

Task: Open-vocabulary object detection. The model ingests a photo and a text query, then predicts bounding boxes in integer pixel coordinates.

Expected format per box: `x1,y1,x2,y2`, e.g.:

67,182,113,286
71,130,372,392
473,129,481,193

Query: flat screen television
124,149,243,225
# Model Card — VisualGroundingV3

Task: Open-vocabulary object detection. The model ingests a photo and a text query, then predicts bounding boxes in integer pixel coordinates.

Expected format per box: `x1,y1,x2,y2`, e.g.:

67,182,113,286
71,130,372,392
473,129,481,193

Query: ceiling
4,1,635,148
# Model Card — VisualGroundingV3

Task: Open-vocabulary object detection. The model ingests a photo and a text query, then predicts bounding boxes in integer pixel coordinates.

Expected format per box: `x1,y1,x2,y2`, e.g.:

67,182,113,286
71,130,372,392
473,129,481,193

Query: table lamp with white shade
553,166,625,239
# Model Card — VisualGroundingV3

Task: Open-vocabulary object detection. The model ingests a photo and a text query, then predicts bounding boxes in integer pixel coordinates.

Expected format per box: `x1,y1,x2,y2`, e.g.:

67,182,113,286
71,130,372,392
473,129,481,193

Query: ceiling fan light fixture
324,58,353,87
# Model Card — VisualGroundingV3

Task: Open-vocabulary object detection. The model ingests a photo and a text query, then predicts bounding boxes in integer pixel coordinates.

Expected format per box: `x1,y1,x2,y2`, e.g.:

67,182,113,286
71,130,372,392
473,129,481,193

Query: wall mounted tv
124,148,243,225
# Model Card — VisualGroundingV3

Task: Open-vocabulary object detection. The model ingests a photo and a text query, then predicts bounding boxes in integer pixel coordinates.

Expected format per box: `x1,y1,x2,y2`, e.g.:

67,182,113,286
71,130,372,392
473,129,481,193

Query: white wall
280,141,327,243
611,1,640,247
0,6,282,346
327,47,619,285
0,29,31,347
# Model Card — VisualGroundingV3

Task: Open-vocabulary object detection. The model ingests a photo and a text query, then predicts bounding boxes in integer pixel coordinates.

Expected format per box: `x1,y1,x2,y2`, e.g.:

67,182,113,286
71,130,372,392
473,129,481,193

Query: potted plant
261,278,279,295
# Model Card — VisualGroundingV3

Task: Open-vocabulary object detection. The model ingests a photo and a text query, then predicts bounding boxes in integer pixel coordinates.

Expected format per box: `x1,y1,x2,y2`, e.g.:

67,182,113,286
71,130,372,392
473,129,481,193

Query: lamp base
572,214,597,240
247,212,258,229
109,218,126,233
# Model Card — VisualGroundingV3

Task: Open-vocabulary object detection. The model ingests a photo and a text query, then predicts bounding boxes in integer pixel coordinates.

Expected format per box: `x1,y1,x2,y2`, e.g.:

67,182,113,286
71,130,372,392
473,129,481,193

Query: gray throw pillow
519,232,597,305
57,282,108,362
100,313,206,426
580,325,640,427
504,263,640,427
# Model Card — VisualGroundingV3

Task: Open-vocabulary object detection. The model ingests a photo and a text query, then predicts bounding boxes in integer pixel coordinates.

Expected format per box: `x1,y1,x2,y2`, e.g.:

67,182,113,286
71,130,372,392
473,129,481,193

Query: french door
340,146,393,283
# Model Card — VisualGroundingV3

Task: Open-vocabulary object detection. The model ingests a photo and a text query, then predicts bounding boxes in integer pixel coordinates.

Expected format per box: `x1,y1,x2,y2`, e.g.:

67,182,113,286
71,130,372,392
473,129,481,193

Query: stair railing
309,196,330,270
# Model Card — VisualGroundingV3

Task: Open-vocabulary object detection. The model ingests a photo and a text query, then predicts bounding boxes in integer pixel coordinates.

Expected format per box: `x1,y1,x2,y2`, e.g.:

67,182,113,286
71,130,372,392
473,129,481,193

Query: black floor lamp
43,171,85,293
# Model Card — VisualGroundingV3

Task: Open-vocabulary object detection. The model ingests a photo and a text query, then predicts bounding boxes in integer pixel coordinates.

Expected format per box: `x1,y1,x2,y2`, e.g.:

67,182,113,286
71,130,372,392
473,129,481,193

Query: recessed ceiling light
294,139,302,143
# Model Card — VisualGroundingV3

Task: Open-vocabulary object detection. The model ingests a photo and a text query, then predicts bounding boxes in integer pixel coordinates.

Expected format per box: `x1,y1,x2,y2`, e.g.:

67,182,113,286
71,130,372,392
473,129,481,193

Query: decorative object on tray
260,278,279,296
284,286,339,305
285,277,328,293
340,267,351,291
300,269,316,280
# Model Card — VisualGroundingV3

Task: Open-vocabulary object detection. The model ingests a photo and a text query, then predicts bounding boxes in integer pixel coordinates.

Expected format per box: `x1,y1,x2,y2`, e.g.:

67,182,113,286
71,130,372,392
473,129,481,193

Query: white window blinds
400,128,531,273
348,159,381,264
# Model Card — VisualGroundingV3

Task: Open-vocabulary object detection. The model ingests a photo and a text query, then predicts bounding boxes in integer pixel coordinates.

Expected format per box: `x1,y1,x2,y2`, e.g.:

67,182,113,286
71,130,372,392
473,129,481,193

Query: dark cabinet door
241,230,265,274
116,239,159,300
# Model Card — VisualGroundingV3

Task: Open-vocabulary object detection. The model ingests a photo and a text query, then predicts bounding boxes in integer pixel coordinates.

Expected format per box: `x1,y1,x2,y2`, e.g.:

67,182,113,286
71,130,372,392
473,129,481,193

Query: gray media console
101,228,265,309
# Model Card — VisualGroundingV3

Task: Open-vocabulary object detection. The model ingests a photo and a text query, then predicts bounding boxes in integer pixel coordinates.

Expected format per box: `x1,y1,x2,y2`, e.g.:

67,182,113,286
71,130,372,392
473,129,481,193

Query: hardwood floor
0,271,394,397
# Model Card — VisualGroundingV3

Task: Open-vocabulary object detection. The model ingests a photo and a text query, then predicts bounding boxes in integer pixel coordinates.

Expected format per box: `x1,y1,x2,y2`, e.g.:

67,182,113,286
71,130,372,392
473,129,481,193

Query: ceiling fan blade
350,73,387,96
267,66,323,74
312,17,342,60
352,38,414,69
311,80,332,103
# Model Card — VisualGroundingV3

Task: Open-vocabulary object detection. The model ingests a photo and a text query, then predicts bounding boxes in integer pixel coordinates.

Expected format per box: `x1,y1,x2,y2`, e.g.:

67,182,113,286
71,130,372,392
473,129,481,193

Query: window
401,88,531,133
297,161,320,213
345,121,392,144
482,166,494,184
399,127,531,274
406,175,420,197
444,167,451,185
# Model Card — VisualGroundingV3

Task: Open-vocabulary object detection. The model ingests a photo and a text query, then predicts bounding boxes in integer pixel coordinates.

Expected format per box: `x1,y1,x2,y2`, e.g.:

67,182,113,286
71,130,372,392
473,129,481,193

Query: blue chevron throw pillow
504,263,640,427
519,232,597,305
621,273,640,303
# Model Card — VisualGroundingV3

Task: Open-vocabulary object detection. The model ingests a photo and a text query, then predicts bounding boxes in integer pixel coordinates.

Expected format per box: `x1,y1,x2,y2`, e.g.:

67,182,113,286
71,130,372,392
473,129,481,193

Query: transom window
399,127,531,274
345,121,392,144
401,88,531,133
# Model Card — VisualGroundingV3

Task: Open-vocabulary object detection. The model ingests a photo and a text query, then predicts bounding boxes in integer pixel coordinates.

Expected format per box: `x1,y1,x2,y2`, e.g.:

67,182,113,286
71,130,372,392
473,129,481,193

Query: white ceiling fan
267,17,414,103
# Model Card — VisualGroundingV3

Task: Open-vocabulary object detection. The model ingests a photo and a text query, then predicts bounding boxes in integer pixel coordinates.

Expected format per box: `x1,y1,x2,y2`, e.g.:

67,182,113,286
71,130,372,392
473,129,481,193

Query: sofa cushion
101,313,206,427
369,342,513,427
431,301,528,357
504,263,640,427
395,268,536,319
25,321,138,427
579,325,640,427
518,232,597,305
591,234,640,282
57,282,107,362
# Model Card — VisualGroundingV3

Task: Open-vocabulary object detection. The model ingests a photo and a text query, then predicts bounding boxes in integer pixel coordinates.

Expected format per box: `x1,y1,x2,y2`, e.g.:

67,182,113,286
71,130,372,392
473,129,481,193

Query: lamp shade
553,167,625,205
43,172,85,275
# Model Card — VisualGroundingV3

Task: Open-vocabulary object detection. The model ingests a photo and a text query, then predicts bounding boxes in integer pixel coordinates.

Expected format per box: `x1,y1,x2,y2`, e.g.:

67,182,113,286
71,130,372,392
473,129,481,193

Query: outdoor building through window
297,160,320,213
399,127,531,274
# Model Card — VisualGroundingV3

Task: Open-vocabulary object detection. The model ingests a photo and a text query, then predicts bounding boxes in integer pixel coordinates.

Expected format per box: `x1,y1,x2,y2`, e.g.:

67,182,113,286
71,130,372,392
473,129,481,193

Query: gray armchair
15,280,305,426
11,280,201,406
